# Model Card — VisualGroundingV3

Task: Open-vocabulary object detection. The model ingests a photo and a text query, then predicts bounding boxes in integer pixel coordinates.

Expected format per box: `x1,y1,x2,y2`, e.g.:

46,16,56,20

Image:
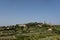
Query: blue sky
0,0,60,26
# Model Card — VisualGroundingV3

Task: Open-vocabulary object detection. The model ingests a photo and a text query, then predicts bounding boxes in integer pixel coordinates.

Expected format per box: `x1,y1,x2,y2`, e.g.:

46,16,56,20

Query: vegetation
0,22,60,40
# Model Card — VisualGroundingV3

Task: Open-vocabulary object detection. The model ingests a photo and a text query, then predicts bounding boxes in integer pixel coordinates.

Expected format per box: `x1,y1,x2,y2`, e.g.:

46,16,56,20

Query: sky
0,0,60,26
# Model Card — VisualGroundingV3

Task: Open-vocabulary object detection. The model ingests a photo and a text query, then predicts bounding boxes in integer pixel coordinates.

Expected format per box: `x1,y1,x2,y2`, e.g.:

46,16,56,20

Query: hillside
0,22,60,40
